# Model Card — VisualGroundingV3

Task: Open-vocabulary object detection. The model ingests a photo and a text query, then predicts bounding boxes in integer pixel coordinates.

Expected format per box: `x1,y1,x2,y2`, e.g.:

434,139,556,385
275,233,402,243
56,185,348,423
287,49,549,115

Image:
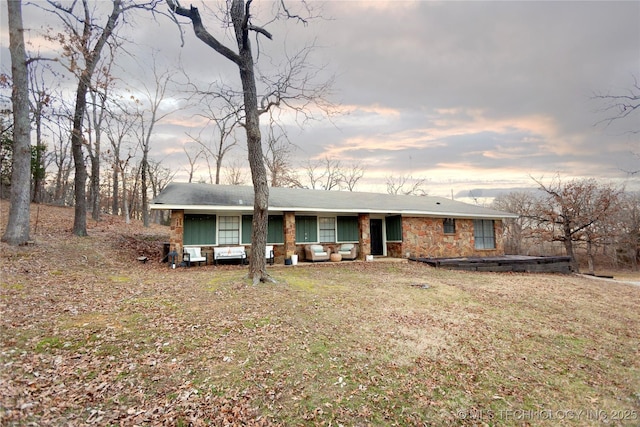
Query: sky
1,0,639,204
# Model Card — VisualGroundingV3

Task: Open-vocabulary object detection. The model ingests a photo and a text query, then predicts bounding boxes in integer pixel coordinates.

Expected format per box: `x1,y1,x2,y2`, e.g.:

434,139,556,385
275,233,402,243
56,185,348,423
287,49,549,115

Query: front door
370,219,384,256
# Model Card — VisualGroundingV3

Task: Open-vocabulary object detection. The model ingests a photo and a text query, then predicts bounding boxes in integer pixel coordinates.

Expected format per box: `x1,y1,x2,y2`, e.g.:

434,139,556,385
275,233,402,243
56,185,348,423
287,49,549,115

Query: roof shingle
151,182,517,219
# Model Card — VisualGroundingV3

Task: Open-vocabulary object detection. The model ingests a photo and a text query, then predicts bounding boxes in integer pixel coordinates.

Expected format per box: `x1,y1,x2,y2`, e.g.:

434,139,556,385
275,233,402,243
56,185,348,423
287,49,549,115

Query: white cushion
185,247,200,257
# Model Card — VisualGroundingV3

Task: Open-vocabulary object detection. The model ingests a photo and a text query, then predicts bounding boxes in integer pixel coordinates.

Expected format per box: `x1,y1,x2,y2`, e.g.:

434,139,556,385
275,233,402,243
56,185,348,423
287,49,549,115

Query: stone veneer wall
283,212,296,262
358,214,371,261
170,209,505,262
401,217,505,258
386,242,403,258
170,210,184,254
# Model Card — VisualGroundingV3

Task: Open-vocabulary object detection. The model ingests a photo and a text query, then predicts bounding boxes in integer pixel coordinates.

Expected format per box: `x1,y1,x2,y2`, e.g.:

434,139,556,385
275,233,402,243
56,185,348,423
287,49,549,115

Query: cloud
1,0,638,199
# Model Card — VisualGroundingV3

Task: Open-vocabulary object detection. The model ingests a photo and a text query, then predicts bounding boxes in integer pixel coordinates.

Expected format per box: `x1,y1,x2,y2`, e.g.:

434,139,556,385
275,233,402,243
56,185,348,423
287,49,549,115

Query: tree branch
166,0,241,65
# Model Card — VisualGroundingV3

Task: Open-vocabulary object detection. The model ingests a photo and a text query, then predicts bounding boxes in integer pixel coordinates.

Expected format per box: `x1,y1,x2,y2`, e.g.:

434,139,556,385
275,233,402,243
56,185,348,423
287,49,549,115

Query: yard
1,202,639,426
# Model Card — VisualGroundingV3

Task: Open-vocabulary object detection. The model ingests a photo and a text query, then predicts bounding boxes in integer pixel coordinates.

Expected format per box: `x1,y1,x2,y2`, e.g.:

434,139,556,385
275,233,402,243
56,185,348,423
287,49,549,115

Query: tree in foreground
2,0,31,246
167,0,327,283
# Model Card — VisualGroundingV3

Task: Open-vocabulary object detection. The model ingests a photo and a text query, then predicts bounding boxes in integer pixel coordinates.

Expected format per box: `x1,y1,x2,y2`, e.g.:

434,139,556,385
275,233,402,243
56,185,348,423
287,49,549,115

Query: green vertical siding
295,216,317,242
337,216,358,242
242,215,252,244
267,215,284,243
386,215,402,241
184,214,216,245
242,215,285,244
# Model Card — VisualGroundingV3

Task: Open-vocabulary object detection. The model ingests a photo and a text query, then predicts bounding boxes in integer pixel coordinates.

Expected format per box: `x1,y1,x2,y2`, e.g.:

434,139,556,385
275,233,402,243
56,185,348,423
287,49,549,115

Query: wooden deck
411,255,572,273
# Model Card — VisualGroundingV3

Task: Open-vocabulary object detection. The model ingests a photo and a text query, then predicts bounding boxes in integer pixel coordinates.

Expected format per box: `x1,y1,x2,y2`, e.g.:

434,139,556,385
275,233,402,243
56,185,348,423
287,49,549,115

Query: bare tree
182,144,202,183
386,174,428,196
44,0,160,236
224,159,249,186
85,45,118,221
264,129,300,188
341,163,365,192
492,191,539,255
167,0,324,283
594,75,640,133
186,83,242,184
147,158,175,223
531,176,622,273
50,110,74,205
119,150,136,223
104,99,137,215
132,59,176,227
615,193,640,271
302,157,344,190
28,64,53,204
2,0,31,245
594,76,640,176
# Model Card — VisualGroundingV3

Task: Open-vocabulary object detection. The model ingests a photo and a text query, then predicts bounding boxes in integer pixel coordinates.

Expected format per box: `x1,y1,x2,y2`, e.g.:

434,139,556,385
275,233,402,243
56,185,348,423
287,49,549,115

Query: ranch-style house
150,182,518,264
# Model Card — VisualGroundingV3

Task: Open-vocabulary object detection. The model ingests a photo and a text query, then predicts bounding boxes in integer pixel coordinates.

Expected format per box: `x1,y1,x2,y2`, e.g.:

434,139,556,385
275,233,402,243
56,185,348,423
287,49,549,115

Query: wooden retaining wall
412,255,572,273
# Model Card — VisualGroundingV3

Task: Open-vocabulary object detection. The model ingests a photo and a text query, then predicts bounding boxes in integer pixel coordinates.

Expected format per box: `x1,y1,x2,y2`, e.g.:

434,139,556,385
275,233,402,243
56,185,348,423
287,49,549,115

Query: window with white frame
218,216,240,245
319,217,336,243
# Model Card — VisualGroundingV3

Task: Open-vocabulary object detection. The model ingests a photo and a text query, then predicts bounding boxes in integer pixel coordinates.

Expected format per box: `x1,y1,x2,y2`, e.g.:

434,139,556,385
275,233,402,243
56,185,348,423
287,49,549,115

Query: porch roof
150,182,518,219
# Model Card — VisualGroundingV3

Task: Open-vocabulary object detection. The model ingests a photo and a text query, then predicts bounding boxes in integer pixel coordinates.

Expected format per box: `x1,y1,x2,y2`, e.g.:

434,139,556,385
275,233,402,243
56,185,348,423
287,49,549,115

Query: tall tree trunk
167,0,272,282
231,0,269,283
71,75,90,235
563,222,578,273
2,0,31,245
141,152,149,226
90,141,101,220
112,163,119,215
586,239,595,275
32,98,45,203
70,0,122,236
121,163,130,224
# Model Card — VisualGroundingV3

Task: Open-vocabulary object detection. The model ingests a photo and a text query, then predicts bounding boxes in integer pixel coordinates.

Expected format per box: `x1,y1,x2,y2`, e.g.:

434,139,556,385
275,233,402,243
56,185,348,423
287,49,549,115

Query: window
319,217,336,243
474,219,495,249
218,216,240,245
443,218,455,234
184,214,216,245
337,216,359,242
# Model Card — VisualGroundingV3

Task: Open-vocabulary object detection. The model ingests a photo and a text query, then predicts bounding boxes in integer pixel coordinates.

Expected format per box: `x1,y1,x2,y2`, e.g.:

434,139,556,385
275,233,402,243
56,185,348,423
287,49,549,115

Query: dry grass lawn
1,201,639,426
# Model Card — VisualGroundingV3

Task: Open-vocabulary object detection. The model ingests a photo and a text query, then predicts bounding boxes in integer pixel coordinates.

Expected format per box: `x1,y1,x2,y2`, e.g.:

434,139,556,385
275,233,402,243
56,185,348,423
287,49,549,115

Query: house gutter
150,204,518,220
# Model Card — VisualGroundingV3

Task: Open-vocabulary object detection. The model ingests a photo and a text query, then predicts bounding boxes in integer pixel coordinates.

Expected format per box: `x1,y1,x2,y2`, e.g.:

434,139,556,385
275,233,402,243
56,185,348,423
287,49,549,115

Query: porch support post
283,211,296,260
170,210,184,254
358,213,370,261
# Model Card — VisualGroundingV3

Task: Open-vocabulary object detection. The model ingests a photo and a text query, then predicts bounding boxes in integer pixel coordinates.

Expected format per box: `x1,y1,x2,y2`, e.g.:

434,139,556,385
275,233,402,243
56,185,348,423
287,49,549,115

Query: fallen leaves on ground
1,201,639,426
